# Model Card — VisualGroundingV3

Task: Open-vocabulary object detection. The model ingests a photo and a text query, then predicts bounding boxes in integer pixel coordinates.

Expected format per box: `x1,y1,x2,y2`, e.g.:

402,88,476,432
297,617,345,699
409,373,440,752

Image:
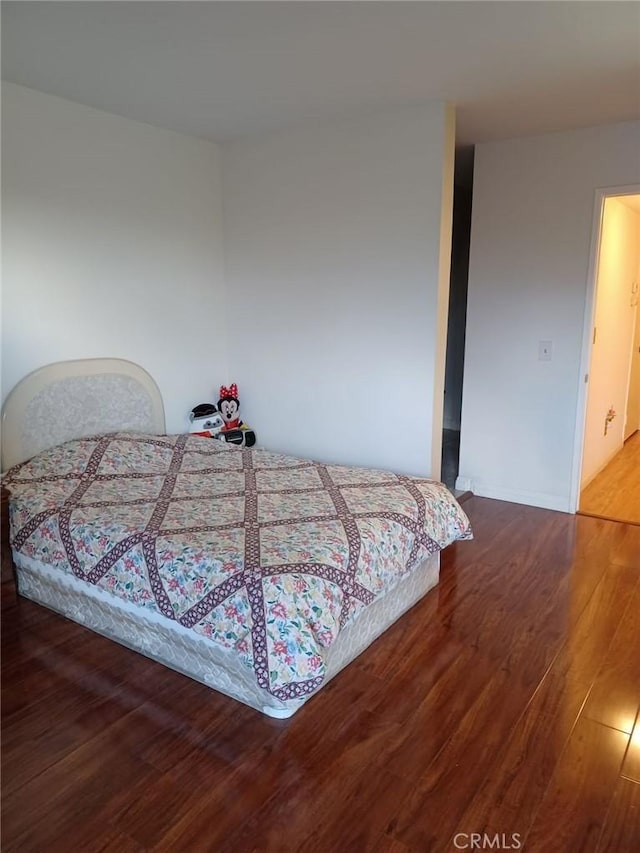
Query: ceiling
2,1,639,147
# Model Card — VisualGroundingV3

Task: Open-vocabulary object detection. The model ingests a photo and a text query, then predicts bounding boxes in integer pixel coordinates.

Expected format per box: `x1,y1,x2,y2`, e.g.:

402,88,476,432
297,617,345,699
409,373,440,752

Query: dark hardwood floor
2,496,639,852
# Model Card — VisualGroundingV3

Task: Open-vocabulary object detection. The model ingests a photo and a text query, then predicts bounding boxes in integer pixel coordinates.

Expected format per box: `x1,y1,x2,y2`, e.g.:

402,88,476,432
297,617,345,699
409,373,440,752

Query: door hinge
593,327,597,345
584,373,589,383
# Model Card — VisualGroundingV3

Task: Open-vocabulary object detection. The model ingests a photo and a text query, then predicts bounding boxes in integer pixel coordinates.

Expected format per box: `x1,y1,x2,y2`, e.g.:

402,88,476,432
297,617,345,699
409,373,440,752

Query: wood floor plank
544,560,639,687
25,825,146,853
370,834,413,853
450,669,590,847
621,719,640,784
375,644,498,783
522,718,629,852
101,772,209,849
1,726,157,852
3,496,640,851
583,583,640,734
609,522,640,569
388,668,531,851
221,764,412,853
595,778,640,853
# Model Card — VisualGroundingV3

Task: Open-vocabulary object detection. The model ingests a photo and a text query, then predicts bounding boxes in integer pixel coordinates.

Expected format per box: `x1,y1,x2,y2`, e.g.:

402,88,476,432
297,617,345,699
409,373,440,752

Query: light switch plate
538,340,553,361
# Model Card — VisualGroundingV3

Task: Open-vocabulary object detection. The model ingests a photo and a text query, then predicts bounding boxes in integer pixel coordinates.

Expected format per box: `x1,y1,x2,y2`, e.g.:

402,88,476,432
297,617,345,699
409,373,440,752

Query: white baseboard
472,482,569,513
455,476,473,492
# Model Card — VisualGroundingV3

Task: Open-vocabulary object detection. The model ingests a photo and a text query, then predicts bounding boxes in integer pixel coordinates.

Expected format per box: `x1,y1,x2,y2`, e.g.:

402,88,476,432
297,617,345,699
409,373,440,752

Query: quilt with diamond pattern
4,433,472,700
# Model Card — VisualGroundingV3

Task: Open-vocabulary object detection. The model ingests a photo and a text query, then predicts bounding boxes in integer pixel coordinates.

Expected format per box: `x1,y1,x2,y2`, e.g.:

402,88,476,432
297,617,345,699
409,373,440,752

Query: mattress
4,432,471,716
13,548,440,718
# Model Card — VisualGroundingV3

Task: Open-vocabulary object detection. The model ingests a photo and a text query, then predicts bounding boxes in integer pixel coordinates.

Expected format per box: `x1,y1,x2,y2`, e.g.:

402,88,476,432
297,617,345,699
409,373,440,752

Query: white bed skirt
13,550,440,718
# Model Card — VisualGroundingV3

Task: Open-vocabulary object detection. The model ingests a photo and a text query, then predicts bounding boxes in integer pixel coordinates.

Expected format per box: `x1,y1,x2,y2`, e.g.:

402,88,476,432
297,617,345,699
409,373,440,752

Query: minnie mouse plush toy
217,384,256,448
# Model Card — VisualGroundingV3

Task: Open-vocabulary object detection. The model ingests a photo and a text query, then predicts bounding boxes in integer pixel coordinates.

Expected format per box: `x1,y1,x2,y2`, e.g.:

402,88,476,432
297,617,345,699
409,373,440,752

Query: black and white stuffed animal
189,403,225,438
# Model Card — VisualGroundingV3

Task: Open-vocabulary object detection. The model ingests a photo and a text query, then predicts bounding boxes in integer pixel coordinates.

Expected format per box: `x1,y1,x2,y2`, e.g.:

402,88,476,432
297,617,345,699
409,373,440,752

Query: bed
1,358,472,718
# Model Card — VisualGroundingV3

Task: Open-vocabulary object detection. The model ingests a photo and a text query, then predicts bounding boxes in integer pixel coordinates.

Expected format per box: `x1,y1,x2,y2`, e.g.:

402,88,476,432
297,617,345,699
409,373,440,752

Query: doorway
575,191,640,525
441,147,473,494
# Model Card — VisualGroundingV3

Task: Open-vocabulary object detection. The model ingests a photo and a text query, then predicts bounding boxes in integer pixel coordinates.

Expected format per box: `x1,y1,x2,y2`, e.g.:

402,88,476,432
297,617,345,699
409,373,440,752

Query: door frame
569,183,640,513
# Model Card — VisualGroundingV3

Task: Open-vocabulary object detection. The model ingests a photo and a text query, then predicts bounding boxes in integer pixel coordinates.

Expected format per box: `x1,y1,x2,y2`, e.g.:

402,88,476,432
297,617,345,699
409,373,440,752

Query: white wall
221,104,455,477
1,83,227,433
458,120,640,511
627,268,640,437
581,197,640,487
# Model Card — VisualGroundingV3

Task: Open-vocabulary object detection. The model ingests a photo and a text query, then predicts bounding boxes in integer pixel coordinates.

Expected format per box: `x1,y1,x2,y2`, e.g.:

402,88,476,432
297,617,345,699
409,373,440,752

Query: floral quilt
4,433,472,700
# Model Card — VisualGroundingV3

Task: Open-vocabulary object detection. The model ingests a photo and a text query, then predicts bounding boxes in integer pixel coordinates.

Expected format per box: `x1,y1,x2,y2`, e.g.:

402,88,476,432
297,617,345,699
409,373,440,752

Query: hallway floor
579,432,640,526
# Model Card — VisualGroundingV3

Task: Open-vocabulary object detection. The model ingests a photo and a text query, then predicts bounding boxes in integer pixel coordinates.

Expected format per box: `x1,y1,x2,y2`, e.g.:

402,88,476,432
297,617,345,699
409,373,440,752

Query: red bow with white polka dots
219,383,238,399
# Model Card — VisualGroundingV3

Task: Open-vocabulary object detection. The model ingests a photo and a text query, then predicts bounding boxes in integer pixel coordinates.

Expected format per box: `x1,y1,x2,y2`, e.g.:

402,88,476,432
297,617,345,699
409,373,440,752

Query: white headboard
1,358,166,471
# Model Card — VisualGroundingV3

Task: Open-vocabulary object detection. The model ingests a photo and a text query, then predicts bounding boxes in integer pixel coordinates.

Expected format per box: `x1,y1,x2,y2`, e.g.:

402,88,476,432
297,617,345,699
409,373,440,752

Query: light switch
538,340,553,361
